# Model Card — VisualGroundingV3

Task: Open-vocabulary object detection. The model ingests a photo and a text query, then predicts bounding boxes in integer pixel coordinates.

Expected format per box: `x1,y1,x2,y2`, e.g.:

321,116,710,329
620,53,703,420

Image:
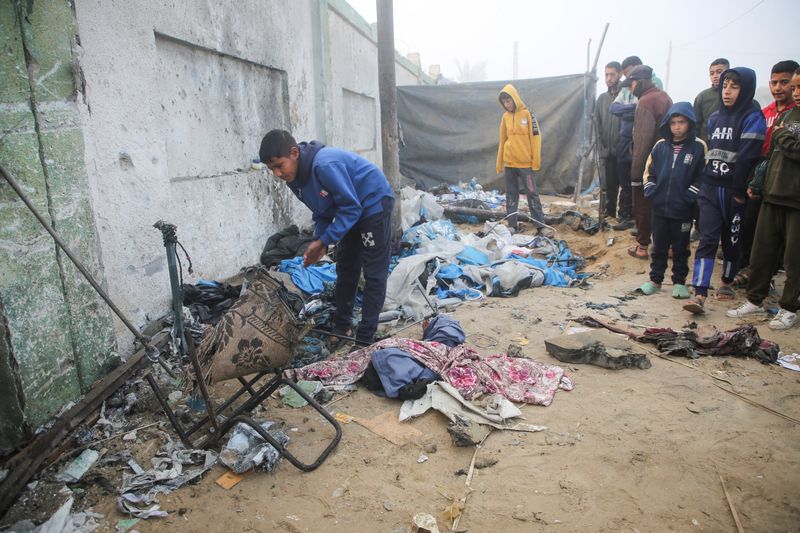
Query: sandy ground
6,215,800,532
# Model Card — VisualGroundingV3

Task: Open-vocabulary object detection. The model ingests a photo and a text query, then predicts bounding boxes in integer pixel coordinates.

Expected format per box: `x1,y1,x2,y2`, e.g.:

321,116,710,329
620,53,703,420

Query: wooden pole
376,0,402,239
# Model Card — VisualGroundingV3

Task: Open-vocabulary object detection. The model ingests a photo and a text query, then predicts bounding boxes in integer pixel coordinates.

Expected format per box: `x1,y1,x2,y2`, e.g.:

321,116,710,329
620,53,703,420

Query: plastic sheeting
397,74,586,194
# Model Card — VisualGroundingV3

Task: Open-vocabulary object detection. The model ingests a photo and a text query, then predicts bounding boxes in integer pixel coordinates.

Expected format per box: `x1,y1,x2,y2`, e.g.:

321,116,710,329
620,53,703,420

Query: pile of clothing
288,315,572,407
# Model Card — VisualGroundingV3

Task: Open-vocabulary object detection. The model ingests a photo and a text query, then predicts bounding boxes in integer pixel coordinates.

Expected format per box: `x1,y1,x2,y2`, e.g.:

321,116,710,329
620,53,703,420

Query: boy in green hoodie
496,84,544,233
727,68,800,330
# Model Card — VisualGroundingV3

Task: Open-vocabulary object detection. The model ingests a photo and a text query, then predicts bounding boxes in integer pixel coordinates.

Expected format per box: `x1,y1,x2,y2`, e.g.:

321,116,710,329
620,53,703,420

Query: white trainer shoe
769,309,797,330
726,300,765,318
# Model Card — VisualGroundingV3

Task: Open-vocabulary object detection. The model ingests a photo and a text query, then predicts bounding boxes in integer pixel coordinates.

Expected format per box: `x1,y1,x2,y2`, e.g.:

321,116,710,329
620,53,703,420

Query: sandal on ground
715,285,736,301
627,245,649,260
636,281,661,295
732,269,749,288
672,284,690,299
683,297,706,314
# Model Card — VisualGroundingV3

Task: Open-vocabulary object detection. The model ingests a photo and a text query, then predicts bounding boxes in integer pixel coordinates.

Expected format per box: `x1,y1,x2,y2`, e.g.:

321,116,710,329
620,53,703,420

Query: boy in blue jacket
684,67,767,314
638,103,706,299
259,130,395,345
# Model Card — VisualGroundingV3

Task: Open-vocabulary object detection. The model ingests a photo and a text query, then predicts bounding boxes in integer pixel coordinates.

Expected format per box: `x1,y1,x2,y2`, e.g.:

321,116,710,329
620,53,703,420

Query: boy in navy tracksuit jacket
685,67,767,314
638,102,706,299
259,130,395,345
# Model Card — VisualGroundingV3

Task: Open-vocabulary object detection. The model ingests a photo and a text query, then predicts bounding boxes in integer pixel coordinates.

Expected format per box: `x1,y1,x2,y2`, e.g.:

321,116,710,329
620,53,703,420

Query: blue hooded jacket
287,142,395,246
703,67,767,193
642,102,707,220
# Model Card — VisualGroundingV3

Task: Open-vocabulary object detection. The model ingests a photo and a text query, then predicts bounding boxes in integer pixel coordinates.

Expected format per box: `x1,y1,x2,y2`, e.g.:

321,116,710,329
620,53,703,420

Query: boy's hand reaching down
303,240,326,267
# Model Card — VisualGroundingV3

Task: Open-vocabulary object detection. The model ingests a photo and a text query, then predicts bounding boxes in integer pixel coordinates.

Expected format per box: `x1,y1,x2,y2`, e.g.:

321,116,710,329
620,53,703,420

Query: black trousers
614,158,633,220
650,214,692,285
333,197,394,343
601,157,620,218
739,194,761,269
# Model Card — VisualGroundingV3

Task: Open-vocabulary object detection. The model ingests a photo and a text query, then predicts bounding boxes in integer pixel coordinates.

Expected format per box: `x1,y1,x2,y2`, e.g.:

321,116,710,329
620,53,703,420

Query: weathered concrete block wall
73,0,432,351
0,0,429,452
0,0,117,451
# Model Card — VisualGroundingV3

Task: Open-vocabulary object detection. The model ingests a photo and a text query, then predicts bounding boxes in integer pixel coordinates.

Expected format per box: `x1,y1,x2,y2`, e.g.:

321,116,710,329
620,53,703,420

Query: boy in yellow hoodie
496,84,544,233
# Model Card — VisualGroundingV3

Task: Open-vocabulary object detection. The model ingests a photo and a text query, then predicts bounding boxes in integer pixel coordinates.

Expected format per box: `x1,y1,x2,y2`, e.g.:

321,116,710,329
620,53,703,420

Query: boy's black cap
619,65,653,87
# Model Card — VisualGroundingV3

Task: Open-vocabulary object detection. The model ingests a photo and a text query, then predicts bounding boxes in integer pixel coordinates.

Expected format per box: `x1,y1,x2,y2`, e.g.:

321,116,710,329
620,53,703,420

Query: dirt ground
7,212,800,532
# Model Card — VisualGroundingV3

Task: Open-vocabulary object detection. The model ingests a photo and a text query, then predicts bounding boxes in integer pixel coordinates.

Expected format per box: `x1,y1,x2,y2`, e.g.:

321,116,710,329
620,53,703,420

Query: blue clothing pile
278,257,337,295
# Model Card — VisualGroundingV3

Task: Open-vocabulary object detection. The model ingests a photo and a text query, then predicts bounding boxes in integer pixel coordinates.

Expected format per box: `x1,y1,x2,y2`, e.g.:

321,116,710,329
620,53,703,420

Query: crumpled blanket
287,338,572,406
575,316,779,363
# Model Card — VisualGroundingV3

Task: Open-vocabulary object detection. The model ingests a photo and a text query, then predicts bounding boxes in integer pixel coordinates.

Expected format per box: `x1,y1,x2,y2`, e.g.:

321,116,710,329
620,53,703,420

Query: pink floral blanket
287,338,572,406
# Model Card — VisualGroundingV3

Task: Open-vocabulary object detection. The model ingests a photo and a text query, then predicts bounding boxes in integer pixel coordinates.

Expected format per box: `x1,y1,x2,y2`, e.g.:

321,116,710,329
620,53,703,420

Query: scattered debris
23,497,103,533
412,512,441,533
120,441,218,500
417,453,429,464
474,457,498,470
218,421,289,474
544,330,651,370
778,353,800,372
279,380,323,408
447,416,485,447
115,518,140,532
215,470,251,490
56,449,100,483
117,493,169,519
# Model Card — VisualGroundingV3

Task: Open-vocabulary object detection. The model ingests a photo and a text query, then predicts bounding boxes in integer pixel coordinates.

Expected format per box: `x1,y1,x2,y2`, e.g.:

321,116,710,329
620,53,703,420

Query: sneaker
769,309,797,330
611,218,634,231
726,300,765,318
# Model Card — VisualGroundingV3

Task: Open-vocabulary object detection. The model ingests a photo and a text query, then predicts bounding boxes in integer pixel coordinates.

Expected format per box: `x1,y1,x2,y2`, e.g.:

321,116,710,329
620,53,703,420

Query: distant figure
690,58,728,241
259,130,395,346
637,102,706,300
620,65,673,260
595,61,624,221
609,55,663,232
684,67,766,314
693,58,729,144
495,84,544,233
727,67,800,330
737,59,800,285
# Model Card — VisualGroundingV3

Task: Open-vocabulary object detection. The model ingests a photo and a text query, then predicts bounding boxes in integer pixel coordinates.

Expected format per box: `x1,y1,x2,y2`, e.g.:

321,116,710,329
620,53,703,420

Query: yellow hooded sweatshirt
496,84,542,174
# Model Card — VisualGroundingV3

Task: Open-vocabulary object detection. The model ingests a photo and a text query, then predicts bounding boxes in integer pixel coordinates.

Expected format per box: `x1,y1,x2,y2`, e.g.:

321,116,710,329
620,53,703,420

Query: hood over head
659,101,697,140
498,84,528,112
290,140,325,190
718,67,758,113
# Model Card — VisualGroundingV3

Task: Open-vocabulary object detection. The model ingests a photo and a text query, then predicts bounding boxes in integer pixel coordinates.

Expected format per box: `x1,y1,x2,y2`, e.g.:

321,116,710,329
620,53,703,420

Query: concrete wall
0,0,429,451
0,0,117,452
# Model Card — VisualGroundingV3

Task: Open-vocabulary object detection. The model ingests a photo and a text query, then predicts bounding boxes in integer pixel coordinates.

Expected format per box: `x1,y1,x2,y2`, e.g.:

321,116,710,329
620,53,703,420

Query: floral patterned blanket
287,338,572,406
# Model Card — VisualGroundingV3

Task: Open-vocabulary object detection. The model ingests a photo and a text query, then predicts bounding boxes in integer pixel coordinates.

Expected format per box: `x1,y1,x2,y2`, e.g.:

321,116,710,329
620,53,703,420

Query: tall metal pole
665,40,673,92
513,41,519,79
376,0,402,238
573,24,609,205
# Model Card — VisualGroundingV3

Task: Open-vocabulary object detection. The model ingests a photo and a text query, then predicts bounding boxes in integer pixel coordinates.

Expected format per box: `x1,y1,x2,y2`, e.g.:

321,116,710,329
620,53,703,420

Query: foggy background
348,0,797,105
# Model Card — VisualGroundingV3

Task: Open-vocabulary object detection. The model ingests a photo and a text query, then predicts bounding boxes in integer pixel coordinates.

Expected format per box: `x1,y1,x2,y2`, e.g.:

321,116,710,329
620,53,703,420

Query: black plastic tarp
398,74,587,194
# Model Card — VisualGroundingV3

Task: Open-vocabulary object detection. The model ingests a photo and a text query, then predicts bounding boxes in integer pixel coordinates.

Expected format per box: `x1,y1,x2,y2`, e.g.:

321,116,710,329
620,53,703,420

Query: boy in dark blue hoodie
638,102,706,299
259,130,395,345
684,67,767,314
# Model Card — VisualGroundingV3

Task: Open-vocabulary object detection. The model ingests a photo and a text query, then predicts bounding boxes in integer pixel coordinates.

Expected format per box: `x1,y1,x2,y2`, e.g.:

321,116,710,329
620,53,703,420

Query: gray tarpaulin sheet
398,74,587,194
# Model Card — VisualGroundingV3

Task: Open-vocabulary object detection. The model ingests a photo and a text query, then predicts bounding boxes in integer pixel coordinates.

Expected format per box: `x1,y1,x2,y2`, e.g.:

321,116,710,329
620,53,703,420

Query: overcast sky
347,0,797,104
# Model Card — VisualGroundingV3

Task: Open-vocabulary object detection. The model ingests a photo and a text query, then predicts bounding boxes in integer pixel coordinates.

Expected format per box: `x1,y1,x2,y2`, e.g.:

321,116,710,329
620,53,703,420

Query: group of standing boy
595,57,800,330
